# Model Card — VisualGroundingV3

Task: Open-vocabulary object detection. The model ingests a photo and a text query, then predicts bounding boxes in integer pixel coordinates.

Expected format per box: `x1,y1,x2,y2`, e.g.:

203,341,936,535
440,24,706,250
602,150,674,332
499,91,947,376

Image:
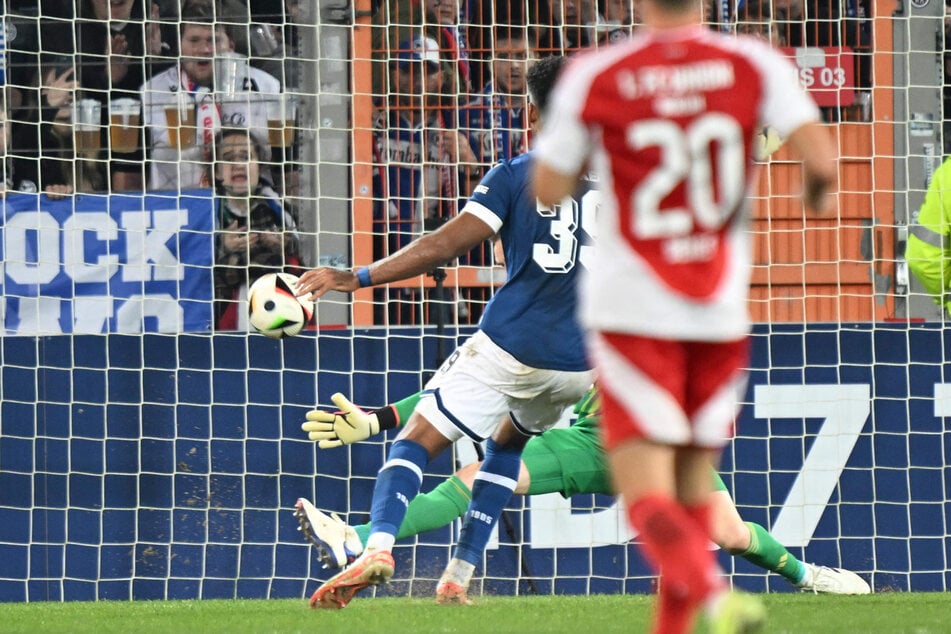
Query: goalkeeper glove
753,126,784,161
302,393,381,449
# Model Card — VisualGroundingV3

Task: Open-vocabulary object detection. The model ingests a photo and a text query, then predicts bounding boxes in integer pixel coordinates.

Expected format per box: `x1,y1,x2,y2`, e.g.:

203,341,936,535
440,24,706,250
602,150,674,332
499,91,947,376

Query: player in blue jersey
295,55,594,609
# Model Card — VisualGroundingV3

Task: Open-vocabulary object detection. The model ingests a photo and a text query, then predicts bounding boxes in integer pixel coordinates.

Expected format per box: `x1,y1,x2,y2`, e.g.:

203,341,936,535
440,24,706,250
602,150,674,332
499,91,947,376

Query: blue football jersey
465,151,596,372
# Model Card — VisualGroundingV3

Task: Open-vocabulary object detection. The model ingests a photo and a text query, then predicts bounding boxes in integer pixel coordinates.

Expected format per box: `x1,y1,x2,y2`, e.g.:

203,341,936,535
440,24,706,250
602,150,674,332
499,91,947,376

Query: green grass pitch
0,593,948,633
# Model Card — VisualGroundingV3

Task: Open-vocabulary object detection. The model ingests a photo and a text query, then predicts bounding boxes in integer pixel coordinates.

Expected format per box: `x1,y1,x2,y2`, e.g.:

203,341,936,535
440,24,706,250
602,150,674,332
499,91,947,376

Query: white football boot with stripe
294,498,364,569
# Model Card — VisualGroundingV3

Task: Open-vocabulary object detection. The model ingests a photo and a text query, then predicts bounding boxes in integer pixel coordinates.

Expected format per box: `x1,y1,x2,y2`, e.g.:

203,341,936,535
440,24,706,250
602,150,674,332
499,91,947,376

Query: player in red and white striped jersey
531,0,838,631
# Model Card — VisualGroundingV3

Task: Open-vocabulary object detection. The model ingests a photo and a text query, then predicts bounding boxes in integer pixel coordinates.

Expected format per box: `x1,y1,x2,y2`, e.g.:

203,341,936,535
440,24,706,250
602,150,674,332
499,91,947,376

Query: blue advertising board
0,191,214,334
0,323,948,601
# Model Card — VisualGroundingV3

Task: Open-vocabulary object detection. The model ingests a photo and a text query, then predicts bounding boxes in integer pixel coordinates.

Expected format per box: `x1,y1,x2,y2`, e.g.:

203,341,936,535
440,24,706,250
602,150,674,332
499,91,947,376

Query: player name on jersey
616,59,735,99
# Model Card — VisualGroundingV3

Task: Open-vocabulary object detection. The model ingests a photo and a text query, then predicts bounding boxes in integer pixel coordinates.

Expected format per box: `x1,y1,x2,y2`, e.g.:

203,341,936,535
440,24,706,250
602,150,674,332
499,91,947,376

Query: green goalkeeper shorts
522,426,613,497
522,425,731,498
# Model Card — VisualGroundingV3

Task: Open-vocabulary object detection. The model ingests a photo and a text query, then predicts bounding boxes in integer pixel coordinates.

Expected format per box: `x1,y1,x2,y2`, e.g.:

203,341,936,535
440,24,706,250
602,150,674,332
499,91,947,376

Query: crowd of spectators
0,0,872,327
3,0,300,329
367,0,871,322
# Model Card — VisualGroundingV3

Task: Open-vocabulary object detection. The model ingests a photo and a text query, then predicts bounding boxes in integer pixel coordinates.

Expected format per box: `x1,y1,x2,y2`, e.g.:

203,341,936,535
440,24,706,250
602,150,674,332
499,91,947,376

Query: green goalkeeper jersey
571,386,600,435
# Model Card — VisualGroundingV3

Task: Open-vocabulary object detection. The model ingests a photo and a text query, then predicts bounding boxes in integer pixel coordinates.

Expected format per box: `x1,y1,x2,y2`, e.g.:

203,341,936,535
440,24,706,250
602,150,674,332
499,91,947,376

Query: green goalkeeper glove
301,393,381,449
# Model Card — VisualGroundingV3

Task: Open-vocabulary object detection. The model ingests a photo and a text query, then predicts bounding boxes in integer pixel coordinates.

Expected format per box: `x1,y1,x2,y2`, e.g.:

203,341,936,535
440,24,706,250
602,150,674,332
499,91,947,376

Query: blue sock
369,439,429,537
454,439,522,566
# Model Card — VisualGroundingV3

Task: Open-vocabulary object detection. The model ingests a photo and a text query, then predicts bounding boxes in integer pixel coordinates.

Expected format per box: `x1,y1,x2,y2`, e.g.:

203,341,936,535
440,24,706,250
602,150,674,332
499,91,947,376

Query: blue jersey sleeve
464,161,517,232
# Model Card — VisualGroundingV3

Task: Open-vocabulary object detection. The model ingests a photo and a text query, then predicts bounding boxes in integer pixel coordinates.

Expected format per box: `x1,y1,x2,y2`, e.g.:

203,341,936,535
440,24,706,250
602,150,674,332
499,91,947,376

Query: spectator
423,0,472,97
535,0,599,55
139,0,281,192
372,36,478,322
0,87,72,198
5,3,87,194
210,127,302,330
595,0,636,44
60,0,164,191
459,25,529,167
374,36,477,255
371,0,472,102
455,26,529,267
73,0,153,99
466,0,529,89
4,58,75,195
15,0,168,193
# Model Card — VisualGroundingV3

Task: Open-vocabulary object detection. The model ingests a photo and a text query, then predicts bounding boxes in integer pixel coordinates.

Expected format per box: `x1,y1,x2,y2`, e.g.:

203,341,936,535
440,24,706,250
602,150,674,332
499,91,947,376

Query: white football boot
294,497,364,569
799,564,872,594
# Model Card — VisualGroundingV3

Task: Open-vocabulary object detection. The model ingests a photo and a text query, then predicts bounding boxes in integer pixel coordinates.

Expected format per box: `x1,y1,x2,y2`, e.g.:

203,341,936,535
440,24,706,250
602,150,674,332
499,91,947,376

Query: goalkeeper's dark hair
527,55,568,115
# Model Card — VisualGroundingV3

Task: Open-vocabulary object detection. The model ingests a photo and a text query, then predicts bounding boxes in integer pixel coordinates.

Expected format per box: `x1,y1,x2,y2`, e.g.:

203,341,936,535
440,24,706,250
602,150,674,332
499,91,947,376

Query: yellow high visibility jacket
906,158,951,314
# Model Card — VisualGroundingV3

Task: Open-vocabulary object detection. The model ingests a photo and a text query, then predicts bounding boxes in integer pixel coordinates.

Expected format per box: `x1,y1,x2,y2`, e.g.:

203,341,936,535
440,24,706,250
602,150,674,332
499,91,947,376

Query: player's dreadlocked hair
527,55,568,115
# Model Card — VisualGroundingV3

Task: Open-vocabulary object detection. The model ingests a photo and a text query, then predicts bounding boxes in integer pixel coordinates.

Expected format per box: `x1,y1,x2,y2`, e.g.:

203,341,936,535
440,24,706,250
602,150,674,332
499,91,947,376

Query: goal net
0,0,945,602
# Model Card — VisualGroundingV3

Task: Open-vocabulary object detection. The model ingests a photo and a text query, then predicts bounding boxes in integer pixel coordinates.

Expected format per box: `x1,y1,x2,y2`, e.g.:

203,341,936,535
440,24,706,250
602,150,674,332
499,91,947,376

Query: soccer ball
247,273,315,338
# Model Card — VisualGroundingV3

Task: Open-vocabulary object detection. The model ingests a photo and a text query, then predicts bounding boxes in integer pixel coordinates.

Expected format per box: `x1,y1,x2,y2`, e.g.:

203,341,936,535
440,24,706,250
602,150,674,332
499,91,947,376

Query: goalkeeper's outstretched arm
301,391,421,448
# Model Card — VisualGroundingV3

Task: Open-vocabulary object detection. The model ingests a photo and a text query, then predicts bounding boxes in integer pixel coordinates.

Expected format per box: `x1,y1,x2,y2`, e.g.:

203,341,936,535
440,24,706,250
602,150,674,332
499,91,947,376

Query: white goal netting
0,0,947,602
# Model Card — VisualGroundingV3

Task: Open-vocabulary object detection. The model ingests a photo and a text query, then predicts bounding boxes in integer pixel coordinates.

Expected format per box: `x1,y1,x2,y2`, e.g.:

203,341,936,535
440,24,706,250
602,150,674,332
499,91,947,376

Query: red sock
628,494,721,634
657,588,696,634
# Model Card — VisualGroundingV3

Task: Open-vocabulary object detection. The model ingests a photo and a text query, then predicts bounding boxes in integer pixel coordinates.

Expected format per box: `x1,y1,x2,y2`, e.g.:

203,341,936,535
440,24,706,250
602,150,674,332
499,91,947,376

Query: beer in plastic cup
266,95,296,148
109,98,140,154
165,95,196,148
72,99,102,154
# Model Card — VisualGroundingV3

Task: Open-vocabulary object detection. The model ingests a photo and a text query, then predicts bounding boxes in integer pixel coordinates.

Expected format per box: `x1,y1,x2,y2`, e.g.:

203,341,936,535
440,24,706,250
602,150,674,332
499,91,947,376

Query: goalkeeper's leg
709,480,809,585
350,473,474,549
711,484,870,593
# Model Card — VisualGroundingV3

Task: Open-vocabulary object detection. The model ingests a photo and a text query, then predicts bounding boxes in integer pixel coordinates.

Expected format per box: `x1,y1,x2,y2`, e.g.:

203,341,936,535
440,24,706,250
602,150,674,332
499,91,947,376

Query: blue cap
395,36,441,69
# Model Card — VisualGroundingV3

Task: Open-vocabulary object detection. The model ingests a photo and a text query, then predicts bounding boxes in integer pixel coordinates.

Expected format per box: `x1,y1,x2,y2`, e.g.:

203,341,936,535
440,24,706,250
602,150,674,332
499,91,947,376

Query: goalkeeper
295,387,870,595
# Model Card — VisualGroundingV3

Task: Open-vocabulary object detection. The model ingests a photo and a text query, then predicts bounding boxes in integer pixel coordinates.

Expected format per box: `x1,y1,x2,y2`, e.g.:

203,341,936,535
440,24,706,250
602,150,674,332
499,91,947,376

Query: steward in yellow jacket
906,159,951,315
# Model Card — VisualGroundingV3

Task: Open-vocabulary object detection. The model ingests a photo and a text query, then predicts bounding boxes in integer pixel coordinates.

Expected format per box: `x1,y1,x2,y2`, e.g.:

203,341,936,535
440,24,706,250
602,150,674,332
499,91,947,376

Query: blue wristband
356,266,372,288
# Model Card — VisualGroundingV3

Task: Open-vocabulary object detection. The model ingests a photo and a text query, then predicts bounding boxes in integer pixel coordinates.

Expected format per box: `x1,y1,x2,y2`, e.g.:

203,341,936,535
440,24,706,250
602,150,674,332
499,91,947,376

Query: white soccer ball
247,272,315,338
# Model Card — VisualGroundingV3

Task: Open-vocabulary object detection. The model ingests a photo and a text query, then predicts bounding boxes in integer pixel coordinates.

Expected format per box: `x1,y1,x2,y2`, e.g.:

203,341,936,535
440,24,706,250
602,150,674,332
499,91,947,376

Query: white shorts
415,330,595,442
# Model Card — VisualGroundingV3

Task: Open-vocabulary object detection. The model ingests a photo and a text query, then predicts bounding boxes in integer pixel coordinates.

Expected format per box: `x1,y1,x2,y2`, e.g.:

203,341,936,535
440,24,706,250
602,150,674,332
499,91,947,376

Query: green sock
352,474,473,548
353,522,371,548
738,521,807,585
